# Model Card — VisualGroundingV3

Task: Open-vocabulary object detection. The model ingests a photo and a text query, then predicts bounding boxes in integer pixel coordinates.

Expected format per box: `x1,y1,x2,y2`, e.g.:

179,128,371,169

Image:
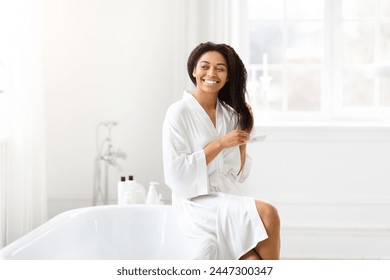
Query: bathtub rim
0,204,175,259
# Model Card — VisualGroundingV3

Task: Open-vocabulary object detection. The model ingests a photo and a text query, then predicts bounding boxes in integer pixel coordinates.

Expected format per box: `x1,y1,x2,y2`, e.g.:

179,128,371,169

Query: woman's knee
255,200,280,230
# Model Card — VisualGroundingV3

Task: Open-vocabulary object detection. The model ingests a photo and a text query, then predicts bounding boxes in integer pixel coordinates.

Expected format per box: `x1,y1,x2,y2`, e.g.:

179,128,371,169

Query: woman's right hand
219,130,250,149
204,130,250,165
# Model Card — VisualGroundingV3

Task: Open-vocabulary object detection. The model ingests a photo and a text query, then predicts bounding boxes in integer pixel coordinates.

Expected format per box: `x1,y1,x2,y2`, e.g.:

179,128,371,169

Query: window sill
253,112,390,129
252,115,390,142
254,120,390,129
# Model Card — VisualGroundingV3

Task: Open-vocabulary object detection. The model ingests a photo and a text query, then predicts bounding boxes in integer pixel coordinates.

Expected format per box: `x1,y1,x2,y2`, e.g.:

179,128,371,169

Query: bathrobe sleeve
162,109,209,199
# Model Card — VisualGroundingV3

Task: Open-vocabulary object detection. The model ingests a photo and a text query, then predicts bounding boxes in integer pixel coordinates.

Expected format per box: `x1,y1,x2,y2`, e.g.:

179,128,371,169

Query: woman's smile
193,51,228,94
202,79,220,84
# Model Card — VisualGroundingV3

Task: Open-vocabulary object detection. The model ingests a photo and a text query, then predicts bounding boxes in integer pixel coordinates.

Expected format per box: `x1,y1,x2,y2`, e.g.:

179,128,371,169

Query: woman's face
192,51,228,95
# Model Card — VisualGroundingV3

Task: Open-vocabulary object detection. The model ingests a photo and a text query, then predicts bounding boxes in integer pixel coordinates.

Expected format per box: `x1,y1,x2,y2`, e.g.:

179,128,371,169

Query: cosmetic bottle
146,182,160,204
117,176,127,205
158,194,164,205
123,190,133,205
126,176,146,204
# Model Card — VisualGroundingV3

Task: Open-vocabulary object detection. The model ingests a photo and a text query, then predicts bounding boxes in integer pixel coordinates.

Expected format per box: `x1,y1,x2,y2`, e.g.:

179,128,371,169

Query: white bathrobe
163,91,268,259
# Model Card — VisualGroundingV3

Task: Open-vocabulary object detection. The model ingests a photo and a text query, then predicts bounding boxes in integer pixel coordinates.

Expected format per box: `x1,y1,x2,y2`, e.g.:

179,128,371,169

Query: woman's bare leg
254,200,280,259
239,200,280,260
239,248,261,260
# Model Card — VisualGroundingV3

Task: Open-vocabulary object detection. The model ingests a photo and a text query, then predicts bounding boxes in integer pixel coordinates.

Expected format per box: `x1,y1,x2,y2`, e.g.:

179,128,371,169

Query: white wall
246,125,390,259
42,0,183,216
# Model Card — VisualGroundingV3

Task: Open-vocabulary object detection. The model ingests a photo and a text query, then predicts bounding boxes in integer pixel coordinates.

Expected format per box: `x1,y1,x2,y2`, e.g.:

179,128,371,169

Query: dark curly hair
187,42,253,131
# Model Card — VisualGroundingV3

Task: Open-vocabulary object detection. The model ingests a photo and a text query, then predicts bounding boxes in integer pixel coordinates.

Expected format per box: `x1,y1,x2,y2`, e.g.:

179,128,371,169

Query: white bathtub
0,205,197,259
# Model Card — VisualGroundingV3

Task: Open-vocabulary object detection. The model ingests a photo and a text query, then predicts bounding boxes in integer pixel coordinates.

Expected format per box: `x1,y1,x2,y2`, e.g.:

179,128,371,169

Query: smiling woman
191,51,229,127
163,42,280,260
187,42,253,131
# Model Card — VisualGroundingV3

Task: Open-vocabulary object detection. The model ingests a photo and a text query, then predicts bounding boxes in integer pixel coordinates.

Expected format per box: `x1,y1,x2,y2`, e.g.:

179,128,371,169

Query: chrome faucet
93,121,126,205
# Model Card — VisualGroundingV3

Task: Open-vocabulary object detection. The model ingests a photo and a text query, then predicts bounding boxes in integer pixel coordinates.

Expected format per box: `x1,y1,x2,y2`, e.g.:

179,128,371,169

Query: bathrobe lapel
183,91,223,139
182,92,226,176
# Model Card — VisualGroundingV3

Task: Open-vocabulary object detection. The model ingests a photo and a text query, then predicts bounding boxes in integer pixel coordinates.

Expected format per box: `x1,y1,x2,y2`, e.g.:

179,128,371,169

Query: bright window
246,0,390,121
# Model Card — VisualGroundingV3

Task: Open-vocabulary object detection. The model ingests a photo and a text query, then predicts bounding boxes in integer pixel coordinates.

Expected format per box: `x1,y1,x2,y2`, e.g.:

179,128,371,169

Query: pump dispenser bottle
146,182,160,204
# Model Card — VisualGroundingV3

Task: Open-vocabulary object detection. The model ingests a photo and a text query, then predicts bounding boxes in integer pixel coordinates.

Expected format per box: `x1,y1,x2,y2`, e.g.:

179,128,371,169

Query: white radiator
0,138,7,248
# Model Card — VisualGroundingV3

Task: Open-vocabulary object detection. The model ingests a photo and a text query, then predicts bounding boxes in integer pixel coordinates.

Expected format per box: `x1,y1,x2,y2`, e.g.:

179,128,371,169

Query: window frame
241,0,390,124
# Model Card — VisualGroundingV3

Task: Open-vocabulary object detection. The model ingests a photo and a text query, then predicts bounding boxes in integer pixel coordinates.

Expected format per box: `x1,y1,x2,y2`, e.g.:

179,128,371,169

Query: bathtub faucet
93,121,127,205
